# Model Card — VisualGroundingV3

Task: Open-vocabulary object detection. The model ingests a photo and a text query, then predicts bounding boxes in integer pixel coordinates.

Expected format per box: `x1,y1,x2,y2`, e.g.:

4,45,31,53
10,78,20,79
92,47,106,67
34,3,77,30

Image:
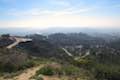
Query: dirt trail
14,65,43,80
7,37,32,49
62,48,73,57
0,65,42,80
13,65,43,80
13,65,60,80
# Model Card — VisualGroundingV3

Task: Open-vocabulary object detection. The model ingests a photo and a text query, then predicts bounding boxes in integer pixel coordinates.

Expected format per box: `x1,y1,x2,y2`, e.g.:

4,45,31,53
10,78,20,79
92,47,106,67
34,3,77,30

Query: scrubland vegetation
0,33,120,80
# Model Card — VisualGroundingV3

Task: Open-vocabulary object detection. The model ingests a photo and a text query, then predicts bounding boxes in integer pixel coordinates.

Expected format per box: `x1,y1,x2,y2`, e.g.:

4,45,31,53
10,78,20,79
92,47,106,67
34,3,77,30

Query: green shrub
35,75,44,80
19,60,35,70
62,65,80,75
94,64,120,80
0,62,17,73
36,66,54,76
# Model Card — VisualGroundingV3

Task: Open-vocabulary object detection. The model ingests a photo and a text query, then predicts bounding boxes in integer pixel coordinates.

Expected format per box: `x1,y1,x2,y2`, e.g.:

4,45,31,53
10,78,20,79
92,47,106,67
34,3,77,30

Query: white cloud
7,7,94,17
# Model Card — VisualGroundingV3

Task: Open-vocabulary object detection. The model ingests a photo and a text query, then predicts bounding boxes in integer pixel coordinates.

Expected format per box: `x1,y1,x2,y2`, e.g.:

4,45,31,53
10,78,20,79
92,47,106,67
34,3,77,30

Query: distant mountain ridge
0,27,120,36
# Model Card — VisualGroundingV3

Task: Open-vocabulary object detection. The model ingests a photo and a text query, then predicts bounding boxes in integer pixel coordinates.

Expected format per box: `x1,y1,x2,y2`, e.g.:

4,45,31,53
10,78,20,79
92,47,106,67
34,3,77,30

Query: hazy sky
0,0,120,29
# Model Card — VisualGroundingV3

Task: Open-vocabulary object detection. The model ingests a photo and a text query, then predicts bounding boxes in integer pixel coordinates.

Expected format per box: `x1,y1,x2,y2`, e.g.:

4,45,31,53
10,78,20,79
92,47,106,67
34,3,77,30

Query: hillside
0,33,120,80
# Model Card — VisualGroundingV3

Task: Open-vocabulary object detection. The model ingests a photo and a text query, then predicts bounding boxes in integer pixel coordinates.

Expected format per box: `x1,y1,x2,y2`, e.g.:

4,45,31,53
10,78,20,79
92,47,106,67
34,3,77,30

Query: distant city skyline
0,0,120,29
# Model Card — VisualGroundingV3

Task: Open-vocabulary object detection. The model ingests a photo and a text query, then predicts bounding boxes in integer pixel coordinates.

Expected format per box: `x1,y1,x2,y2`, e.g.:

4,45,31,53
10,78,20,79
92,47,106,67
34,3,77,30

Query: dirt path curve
7,37,32,49
62,48,73,57
13,65,43,80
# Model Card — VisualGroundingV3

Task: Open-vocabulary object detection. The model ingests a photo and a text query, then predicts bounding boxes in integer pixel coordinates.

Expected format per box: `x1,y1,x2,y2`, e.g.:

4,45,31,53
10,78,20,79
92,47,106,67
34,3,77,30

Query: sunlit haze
0,0,120,30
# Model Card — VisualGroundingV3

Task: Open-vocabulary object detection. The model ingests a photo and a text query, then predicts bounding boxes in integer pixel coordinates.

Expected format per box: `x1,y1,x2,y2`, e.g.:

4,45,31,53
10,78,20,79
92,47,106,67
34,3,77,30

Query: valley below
0,33,120,80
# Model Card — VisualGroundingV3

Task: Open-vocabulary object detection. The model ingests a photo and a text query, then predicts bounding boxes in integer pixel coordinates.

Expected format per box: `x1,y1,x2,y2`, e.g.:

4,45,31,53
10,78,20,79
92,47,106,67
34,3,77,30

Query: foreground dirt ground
0,65,43,80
